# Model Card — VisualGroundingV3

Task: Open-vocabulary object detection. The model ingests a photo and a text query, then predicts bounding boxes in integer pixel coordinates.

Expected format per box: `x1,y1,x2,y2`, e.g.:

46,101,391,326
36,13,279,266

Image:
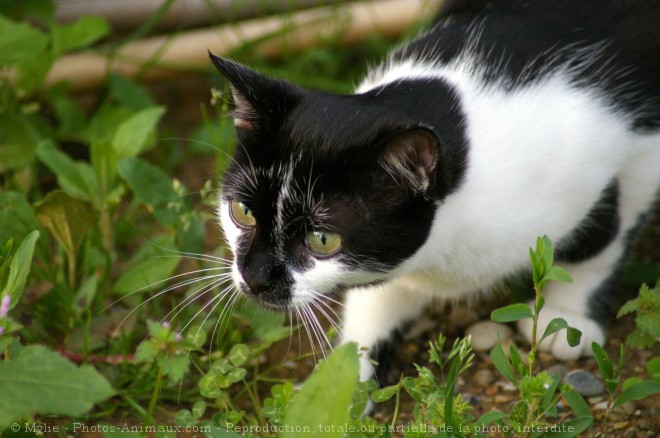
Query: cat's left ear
378,129,438,193
209,52,299,130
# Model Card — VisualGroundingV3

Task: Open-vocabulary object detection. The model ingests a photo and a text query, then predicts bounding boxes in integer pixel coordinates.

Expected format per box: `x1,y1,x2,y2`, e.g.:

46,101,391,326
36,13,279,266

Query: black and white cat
211,0,660,384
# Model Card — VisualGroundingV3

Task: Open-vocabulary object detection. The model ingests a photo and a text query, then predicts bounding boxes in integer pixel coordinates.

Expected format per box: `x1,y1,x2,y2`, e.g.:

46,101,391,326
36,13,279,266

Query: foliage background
0,0,658,436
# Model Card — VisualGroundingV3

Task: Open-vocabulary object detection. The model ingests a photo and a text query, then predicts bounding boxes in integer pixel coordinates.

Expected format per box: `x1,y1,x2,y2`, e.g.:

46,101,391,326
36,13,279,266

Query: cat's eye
229,200,256,228
305,231,342,257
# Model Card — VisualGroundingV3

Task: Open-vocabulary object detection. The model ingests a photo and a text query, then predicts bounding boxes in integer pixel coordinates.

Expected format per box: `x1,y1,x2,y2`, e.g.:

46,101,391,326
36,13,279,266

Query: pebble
465,321,513,352
494,395,511,404
563,369,606,397
474,368,495,386
613,421,629,430
593,401,609,410
546,364,569,378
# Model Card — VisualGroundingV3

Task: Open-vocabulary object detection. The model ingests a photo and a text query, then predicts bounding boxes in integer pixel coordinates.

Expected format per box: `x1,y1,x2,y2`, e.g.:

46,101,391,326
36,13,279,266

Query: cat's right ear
209,52,298,130
378,129,439,194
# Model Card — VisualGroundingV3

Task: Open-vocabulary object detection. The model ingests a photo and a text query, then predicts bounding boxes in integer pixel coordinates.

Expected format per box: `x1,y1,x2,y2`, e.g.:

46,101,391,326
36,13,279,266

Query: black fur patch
556,180,620,263
396,0,660,130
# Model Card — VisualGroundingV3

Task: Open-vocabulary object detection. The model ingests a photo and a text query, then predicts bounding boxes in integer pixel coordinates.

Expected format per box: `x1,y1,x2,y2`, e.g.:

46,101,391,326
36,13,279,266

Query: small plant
617,280,660,349
591,341,660,423
488,236,592,437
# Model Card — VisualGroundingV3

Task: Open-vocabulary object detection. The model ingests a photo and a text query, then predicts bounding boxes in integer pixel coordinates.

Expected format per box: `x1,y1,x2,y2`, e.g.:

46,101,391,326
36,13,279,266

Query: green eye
305,231,342,257
230,200,256,228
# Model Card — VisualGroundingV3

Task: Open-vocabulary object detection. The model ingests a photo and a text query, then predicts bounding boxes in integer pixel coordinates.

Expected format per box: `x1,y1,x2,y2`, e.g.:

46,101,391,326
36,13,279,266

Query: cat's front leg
341,279,432,384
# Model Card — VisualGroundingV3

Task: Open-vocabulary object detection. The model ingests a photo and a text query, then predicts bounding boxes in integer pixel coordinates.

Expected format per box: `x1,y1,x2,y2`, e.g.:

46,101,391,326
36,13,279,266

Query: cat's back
384,0,660,130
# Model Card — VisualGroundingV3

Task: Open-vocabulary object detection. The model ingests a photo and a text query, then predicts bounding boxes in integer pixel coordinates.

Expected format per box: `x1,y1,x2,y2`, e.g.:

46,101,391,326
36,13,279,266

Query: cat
210,0,660,385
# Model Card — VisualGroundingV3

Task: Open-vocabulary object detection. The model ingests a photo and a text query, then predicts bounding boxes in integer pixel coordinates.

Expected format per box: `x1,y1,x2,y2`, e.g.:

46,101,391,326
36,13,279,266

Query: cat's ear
208,52,298,130
378,129,438,193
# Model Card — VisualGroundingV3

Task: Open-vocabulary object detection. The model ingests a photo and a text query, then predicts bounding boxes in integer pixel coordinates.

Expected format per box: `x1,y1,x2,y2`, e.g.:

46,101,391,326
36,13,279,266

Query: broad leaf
371,385,398,403
52,16,109,55
112,106,165,160
0,345,114,428
613,380,660,408
544,265,573,284
491,303,533,322
283,343,358,437
112,235,180,295
490,343,516,385
117,157,179,225
0,15,48,66
563,390,591,419
35,190,98,266
36,141,99,203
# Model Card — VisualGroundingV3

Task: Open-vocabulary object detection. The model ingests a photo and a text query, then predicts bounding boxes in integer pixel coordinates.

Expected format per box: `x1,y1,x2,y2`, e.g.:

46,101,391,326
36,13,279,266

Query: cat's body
212,0,660,385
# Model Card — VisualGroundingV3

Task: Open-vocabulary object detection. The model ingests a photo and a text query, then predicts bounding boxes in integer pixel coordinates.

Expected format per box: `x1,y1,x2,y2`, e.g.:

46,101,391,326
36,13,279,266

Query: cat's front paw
517,305,605,360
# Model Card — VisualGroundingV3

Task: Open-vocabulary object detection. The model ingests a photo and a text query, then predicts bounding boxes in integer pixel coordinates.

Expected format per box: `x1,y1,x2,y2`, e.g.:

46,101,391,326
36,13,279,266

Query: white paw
517,304,605,361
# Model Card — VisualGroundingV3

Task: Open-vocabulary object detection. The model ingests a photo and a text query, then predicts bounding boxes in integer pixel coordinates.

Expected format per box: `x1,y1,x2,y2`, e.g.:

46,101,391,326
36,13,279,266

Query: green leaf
192,401,206,419
134,340,160,363
0,192,42,258
116,157,179,225
52,16,109,55
371,385,398,403
159,355,190,383
474,410,507,431
490,343,516,385
35,190,98,264
226,367,247,383
648,357,660,381
566,326,582,347
112,106,165,160
184,326,207,349
540,318,569,344
613,380,660,408
228,344,250,367
36,141,99,203
72,275,98,316
0,15,48,66
108,74,155,109
284,343,358,437
563,390,591,419
112,234,181,295
591,342,614,381
0,345,114,428
491,303,533,322
0,112,41,173
544,265,573,284
540,235,554,275
1,230,39,307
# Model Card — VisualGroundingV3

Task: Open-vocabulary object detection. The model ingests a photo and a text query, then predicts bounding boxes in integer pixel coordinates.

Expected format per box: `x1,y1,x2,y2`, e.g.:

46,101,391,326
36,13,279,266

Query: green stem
529,285,542,374
243,379,265,427
122,394,148,418
390,379,403,430
147,366,163,422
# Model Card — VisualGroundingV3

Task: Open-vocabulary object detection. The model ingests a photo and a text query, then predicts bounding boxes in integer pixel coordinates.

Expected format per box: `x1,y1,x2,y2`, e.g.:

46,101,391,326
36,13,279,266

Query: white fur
340,59,660,376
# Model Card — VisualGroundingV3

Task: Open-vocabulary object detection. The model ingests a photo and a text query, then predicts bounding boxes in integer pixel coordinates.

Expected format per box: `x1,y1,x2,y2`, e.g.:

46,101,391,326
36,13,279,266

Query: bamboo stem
37,0,441,92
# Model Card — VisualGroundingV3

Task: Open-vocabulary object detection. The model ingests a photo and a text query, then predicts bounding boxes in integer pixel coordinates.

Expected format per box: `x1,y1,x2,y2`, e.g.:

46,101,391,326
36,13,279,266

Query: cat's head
210,54,465,309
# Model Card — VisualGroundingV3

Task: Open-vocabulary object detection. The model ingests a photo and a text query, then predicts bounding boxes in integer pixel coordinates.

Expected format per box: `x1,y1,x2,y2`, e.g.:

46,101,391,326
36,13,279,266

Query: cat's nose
242,250,276,295
244,277,271,295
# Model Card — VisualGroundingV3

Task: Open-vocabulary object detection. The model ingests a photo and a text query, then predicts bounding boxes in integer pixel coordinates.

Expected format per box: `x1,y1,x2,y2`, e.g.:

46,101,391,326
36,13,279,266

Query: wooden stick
39,0,440,92
55,0,355,30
